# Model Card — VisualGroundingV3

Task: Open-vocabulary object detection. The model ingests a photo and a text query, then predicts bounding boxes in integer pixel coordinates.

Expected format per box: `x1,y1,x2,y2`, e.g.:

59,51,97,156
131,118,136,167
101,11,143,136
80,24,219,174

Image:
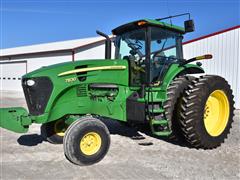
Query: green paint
0,107,31,133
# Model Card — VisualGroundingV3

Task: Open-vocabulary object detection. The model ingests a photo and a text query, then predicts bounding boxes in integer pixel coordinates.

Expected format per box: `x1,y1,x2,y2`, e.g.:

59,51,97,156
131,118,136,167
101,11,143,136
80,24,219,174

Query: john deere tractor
0,14,234,166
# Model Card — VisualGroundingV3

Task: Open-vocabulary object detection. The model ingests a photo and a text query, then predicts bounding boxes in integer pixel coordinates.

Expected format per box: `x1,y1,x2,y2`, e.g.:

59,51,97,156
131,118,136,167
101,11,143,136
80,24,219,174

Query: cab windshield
115,27,182,86
115,28,146,63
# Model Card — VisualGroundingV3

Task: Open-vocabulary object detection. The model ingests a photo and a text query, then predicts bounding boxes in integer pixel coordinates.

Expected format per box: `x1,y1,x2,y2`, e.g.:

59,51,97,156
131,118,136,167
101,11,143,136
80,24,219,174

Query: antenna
156,13,191,21
166,0,172,25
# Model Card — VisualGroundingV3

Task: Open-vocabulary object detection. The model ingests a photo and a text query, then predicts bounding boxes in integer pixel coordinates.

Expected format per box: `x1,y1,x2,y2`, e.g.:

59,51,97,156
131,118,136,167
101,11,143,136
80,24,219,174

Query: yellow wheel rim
80,132,102,156
204,90,230,137
53,120,66,137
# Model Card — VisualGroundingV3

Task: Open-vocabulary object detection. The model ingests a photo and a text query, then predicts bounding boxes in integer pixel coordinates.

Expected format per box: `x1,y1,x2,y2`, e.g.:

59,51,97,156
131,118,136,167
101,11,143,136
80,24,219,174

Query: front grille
22,77,53,115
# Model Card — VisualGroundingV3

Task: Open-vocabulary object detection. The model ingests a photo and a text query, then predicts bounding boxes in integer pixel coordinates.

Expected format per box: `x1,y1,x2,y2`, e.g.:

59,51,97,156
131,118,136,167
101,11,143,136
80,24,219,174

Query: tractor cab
112,16,194,86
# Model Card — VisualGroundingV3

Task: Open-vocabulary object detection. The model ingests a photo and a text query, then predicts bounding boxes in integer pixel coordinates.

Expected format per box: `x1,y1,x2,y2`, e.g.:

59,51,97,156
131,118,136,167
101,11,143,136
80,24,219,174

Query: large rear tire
163,76,194,141
179,75,234,149
63,116,110,166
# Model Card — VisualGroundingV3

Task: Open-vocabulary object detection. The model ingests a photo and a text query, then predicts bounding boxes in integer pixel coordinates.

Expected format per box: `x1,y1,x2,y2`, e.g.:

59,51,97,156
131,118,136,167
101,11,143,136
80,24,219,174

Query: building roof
183,25,240,44
0,36,108,58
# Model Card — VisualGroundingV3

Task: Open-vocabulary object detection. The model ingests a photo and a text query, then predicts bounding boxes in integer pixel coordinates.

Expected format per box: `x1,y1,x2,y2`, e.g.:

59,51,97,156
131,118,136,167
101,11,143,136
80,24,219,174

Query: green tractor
0,14,235,166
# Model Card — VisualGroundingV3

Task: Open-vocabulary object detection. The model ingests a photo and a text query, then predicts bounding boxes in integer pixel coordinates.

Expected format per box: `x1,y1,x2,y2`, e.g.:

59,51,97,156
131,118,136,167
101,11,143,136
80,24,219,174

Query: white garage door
0,61,27,91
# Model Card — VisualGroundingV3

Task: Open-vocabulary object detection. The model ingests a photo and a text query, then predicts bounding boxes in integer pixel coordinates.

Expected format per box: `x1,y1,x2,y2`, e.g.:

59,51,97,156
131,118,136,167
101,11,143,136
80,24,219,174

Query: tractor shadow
17,134,44,146
100,119,141,137
100,118,188,147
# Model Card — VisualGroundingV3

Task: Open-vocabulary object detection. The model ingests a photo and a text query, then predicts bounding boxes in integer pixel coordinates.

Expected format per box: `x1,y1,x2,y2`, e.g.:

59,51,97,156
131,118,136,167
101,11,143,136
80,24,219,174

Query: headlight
26,79,35,86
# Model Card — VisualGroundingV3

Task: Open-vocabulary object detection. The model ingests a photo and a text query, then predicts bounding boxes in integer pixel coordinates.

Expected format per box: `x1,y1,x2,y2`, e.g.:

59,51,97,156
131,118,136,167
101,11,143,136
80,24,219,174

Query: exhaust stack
96,30,112,59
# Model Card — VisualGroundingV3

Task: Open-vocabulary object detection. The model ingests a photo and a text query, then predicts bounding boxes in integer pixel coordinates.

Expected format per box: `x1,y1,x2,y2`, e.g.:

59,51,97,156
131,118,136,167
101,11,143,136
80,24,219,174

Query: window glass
115,28,146,62
115,28,147,86
151,27,178,59
150,27,181,82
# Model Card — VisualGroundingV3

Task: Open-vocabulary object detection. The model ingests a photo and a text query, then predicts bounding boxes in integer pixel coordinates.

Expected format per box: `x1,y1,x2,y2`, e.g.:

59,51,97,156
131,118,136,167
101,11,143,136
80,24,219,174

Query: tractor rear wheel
63,116,110,166
163,76,194,141
179,75,234,149
41,119,67,144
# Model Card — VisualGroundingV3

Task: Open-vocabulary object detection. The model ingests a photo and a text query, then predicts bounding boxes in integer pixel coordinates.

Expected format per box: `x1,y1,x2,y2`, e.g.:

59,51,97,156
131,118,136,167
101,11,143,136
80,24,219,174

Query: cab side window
150,27,180,83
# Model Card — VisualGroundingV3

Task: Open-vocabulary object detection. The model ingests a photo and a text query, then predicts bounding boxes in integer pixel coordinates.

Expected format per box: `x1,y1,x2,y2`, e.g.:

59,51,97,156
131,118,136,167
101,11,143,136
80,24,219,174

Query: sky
0,0,239,49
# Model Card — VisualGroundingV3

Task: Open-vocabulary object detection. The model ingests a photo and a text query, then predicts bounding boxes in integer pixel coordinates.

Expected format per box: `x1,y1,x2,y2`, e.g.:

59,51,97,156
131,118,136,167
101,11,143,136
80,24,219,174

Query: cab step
150,119,171,136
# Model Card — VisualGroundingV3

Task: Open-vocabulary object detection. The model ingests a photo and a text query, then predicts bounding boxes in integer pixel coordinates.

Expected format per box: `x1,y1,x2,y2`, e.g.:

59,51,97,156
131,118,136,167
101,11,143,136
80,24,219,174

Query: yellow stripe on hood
58,65,126,77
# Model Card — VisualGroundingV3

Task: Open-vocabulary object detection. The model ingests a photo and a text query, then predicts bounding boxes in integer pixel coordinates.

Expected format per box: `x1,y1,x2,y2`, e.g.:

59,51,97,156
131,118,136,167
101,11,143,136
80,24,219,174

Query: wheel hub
80,132,102,156
204,90,230,136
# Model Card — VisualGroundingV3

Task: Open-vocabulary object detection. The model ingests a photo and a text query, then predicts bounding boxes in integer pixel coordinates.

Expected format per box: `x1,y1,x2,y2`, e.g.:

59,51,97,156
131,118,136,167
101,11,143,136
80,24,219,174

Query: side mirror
184,19,195,32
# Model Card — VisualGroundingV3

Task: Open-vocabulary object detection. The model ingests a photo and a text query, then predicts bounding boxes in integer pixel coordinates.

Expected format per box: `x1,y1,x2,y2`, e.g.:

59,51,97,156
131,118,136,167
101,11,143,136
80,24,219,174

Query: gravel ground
0,91,239,180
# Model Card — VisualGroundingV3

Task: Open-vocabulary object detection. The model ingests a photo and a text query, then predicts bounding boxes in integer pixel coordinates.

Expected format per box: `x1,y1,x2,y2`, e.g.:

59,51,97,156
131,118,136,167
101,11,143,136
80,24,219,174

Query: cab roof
112,19,185,35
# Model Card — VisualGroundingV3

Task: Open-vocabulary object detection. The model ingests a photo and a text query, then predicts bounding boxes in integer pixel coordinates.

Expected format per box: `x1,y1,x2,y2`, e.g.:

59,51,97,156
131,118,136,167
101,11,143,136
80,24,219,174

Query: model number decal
65,77,77,83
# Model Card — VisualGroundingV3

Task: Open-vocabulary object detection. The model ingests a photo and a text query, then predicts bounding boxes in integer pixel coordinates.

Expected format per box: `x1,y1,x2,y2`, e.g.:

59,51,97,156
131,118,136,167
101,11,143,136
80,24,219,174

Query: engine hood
22,59,129,86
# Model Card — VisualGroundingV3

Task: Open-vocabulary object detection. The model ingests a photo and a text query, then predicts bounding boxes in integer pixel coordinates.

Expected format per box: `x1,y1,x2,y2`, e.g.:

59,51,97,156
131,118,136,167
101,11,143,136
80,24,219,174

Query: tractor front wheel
179,75,234,149
63,116,110,166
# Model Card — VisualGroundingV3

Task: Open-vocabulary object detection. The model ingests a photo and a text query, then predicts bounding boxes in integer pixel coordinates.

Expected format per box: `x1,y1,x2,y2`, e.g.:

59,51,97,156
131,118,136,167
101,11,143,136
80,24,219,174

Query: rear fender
161,64,204,91
0,107,32,133
158,64,204,100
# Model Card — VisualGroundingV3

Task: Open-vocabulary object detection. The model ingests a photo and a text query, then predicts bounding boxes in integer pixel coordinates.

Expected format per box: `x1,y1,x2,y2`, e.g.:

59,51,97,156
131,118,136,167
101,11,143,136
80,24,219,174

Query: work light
26,79,35,86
